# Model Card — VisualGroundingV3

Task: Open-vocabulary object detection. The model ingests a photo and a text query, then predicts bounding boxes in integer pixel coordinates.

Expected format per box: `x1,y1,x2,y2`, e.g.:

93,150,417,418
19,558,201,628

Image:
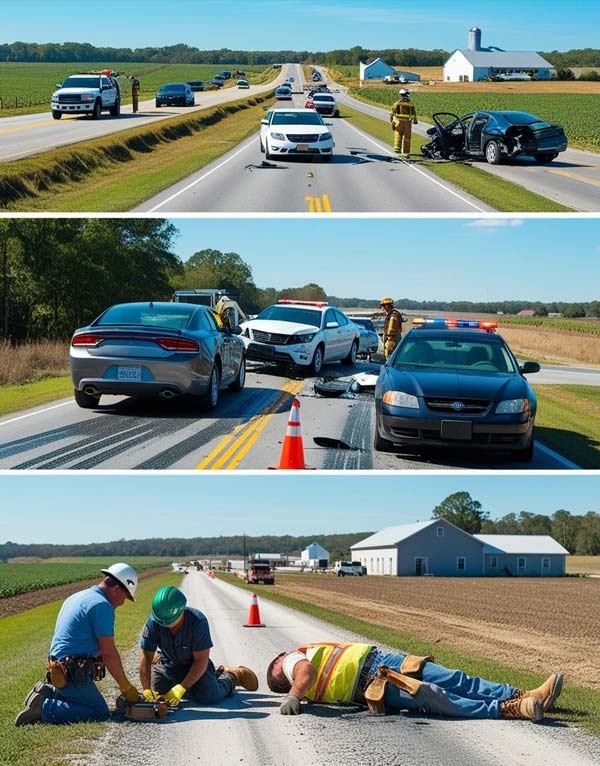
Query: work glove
280,694,302,715
118,681,141,704
164,684,187,706
143,689,162,702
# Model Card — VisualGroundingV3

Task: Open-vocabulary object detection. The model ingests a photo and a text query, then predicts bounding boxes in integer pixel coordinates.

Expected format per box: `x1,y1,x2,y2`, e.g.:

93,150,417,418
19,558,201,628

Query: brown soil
275,575,600,688
0,567,169,619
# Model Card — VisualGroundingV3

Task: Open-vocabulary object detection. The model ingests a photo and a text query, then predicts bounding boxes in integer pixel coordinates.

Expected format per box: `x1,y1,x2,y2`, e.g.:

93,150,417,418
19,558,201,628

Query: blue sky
172,218,600,302
2,0,596,51
0,474,597,544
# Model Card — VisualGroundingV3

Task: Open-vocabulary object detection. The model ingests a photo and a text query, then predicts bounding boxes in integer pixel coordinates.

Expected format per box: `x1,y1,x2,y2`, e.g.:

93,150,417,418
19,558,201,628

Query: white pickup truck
334,561,366,577
51,71,121,120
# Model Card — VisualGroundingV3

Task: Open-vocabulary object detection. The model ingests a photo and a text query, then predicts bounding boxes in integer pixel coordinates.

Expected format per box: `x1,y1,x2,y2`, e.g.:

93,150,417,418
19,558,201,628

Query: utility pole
243,533,247,572
2,231,8,339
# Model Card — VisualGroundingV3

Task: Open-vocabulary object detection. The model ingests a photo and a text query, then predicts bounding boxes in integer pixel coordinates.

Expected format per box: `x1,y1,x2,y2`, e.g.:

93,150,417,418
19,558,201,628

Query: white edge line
147,137,257,212
342,119,487,213
0,400,74,427
534,441,581,470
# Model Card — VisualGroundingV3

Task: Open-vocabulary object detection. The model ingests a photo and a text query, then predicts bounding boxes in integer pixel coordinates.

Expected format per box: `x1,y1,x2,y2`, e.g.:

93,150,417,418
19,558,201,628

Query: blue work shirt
49,585,114,659
140,607,213,669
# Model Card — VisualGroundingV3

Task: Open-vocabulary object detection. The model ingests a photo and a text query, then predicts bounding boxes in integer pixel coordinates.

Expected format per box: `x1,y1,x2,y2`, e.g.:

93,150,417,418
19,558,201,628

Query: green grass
533,385,600,468
500,317,600,336
353,89,600,153
339,104,572,212
0,376,71,416
216,571,600,736
0,570,181,766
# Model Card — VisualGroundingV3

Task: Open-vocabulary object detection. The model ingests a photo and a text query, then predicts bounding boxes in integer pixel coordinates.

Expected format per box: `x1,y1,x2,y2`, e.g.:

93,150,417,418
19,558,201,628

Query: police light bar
412,318,497,331
278,300,328,307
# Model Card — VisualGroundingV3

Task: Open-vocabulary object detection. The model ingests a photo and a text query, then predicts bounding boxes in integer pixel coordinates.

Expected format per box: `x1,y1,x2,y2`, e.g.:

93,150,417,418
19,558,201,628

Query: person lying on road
267,641,563,721
16,563,141,726
139,586,258,706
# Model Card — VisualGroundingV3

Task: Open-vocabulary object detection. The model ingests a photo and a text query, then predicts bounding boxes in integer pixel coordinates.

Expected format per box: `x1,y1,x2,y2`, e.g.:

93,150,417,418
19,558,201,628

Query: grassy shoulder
0,93,274,212
534,385,600,468
0,570,181,766
0,376,72,417
340,103,572,212
216,571,600,736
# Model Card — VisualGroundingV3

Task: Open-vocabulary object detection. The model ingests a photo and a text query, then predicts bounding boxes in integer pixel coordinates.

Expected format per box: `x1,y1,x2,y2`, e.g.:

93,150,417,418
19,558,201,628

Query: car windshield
188,81,203,86
256,306,322,327
272,112,324,126
95,304,195,330
500,112,540,125
392,336,516,373
314,95,334,101
61,76,101,89
161,84,185,93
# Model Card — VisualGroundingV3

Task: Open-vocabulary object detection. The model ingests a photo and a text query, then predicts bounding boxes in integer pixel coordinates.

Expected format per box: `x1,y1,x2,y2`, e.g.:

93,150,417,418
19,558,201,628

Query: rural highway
85,572,600,766
135,63,491,213
0,67,289,163
0,359,594,470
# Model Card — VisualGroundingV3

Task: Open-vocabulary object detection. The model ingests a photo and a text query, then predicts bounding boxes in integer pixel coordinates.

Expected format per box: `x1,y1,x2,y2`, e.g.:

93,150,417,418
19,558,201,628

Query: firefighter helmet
380,297,394,307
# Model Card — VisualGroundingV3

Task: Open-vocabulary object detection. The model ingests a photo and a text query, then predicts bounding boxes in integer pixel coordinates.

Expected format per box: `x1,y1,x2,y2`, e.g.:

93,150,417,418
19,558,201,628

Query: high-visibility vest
296,642,373,703
391,101,416,121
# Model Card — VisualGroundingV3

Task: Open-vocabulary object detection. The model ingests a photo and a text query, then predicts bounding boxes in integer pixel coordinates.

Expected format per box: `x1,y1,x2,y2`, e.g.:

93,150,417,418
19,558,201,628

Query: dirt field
275,574,600,688
499,326,600,367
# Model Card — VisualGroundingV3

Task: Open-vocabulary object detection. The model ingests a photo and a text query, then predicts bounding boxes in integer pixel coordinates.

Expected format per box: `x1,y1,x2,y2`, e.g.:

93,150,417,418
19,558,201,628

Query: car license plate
296,144,309,152
117,366,142,382
441,420,472,441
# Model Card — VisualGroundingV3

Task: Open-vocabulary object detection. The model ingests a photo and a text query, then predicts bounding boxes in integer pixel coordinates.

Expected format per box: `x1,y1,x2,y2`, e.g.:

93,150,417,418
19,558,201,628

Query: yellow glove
143,689,161,702
164,684,186,706
118,681,140,704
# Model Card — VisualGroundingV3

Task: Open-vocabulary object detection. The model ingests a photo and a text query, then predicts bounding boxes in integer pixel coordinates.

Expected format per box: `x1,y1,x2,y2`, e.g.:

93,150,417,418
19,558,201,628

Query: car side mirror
260,119,269,125
520,361,540,374
326,321,339,329
56,83,62,88
231,325,243,335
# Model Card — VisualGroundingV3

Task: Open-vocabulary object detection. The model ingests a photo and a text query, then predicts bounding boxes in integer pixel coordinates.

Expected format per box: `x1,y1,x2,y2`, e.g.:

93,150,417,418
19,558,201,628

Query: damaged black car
421,111,567,165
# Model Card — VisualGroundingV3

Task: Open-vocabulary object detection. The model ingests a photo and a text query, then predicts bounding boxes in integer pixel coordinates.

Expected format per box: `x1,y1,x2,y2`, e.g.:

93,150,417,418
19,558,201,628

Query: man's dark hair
103,574,126,592
266,653,292,693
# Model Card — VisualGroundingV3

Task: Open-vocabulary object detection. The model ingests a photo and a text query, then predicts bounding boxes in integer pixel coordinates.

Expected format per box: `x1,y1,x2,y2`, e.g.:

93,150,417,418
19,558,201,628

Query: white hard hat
101,562,138,601
400,88,410,95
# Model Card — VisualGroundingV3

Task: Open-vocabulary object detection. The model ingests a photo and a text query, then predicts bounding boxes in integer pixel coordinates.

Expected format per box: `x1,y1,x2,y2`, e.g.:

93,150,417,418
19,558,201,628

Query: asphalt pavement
83,572,600,766
0,359,593,470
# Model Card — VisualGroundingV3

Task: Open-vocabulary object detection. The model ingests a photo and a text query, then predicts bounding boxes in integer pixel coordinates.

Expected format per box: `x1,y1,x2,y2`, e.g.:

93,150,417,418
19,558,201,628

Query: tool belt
360,654,434,714
354,647,378,704
47,656,106,688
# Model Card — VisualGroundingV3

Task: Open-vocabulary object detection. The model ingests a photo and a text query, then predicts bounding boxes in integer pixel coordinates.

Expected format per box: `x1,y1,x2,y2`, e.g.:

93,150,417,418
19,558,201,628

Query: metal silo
468,27,482,51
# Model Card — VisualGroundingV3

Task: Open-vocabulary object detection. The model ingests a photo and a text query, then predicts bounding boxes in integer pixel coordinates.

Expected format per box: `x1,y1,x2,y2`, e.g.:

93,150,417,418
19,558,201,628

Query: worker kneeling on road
139,586,258,706
267,641,563,721
15,563,141,726
390,89,417,157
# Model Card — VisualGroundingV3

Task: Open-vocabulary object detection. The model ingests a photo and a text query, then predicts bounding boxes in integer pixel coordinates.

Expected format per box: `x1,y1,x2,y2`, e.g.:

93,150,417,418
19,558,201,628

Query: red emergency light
278,300,328,308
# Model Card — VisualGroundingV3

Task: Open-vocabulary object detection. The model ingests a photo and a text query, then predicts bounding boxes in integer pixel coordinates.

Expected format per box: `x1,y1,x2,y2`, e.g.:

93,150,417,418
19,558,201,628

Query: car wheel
91,99,102,120
200,363,221,411
74,388,100,409
265,139,273,160
109,98,120,116
229,355,246,392
155,101,160,108
485,140,501,165
52,110,62,120
373,414,394,452
310,345,324,375
515,429,535,463
343,340,358,365
260,137,265,153
534,152,557,164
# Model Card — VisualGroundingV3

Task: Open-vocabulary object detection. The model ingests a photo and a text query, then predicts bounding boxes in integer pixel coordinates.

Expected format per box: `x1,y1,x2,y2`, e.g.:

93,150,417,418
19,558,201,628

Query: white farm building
301,542,330,568
443,27,554,82
359,58,420,83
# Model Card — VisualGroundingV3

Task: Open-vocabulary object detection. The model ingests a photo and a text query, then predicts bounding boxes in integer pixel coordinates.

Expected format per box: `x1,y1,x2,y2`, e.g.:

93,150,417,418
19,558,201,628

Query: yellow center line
545,168,600,189
305,195,332,213
0,119,57,136
322,193,332,212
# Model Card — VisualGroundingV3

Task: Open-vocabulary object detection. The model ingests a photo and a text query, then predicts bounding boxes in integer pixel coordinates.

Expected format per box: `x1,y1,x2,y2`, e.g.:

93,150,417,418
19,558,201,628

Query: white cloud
464,219,525,229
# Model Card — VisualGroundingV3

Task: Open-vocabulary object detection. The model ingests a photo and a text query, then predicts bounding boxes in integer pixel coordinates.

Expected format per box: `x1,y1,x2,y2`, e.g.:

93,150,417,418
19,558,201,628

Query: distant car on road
155,83,194,107
349,317,380,359
207,78,225,88
186,80,205,92
334,561,365,577
305,92,339,117
237,79,250,89
422,111,568,165
70,301,246,411
275,85,293,100
259,108,334,162
374,318,540,461
241,300,359,375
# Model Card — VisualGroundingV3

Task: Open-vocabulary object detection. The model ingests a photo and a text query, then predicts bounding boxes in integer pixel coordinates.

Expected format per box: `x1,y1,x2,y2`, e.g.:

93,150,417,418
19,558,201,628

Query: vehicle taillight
306,100,314,108
71,334,102,346
155,337,199,352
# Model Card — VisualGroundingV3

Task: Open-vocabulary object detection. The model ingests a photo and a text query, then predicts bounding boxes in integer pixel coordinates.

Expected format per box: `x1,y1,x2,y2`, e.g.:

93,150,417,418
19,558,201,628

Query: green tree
563,303,586,318
432,492,489,534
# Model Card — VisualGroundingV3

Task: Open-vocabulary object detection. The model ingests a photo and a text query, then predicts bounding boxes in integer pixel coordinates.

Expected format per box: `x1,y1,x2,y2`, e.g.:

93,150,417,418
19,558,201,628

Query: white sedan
260,108,334,162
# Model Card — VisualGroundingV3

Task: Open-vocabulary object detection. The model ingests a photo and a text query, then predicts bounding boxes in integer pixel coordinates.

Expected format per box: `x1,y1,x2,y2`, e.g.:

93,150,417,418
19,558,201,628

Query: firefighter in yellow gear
390,88,417,157
380,297,402,360
130,77,140,113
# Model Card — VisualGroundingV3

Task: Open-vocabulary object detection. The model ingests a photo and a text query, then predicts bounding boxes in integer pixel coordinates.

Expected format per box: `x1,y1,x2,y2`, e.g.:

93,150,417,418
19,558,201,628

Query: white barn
443,27,554,82
301,542,330,568
360,58,420,83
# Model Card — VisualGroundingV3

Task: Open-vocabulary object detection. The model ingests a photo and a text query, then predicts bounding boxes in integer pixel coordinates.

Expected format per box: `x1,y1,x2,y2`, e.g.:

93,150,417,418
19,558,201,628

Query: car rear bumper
267,139,333,157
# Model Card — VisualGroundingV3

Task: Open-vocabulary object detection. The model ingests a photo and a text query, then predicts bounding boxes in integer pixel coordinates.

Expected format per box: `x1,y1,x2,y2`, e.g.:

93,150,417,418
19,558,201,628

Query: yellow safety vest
296,642,373,703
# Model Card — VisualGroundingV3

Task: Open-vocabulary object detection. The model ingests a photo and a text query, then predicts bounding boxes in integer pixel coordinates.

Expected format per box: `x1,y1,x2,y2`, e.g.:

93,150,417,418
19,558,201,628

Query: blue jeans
41,679,109,724
371,651,516,719
152,658,233,704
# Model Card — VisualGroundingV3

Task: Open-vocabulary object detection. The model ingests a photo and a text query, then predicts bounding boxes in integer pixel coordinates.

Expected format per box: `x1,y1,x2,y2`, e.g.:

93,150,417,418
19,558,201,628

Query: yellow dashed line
546,168,600,189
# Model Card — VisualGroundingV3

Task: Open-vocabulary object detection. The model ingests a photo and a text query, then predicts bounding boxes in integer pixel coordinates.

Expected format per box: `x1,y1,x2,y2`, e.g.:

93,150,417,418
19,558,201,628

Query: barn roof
474,535,569,555
453,50,553,69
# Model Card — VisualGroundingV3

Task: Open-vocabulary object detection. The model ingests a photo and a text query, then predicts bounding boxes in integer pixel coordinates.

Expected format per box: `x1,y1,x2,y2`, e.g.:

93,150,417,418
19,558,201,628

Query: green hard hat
151,586,187,627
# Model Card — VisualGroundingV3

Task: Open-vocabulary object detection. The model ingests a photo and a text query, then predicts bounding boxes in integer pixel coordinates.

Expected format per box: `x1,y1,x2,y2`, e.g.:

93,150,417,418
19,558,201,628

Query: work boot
221,666,259,691
500,696,543,721
15,682,50,726
523,672,563,712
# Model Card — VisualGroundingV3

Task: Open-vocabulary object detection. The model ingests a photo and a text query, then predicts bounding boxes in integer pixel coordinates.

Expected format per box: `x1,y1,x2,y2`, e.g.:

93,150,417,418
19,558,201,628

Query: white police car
241,300,360,374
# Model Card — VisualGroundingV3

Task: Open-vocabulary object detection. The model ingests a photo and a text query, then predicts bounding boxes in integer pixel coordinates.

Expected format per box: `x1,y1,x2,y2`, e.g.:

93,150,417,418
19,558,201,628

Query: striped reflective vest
296,642,373,703
391,100,417,122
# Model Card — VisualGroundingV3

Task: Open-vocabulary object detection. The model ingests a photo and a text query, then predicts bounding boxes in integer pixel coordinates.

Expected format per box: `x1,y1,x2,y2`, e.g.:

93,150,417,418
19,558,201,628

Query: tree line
1,41,598,67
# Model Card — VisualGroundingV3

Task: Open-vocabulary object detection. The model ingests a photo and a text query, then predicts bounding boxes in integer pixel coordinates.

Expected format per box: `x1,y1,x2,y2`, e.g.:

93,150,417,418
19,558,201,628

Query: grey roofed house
457,51,553,69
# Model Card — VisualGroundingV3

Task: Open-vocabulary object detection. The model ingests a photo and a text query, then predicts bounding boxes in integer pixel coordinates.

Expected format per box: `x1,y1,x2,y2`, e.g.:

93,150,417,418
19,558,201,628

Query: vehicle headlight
382,391,419,409
51,96,59,102
270,132,285,141
81,94,95,102
291,333,317,344
319,132,332,142
496,398,530,414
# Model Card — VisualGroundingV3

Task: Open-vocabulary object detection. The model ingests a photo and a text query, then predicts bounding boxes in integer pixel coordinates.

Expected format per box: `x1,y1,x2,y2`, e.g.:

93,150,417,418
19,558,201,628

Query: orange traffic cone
271,397,307,469
244,593,265,628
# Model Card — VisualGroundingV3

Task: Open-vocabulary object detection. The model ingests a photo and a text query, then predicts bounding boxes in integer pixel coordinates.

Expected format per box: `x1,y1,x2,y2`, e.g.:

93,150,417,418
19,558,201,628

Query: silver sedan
70,302,245,411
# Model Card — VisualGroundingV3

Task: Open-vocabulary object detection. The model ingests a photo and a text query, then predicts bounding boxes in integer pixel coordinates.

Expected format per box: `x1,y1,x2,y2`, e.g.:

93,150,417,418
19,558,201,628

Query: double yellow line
305,194,332,212
196,380,304,470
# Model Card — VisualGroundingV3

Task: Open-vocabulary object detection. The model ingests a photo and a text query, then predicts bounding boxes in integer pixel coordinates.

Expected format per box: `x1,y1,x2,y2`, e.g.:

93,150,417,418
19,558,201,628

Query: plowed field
275,575,600,688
